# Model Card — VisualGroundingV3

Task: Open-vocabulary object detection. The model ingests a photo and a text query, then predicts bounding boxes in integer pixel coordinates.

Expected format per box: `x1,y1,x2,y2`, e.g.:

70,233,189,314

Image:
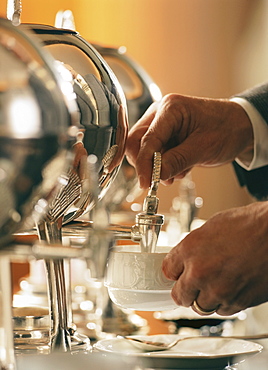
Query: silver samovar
0,16,78,369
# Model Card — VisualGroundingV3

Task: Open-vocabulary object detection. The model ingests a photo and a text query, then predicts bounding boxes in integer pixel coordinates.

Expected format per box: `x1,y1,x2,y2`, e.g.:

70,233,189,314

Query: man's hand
162,202,268,315
126,94,253,189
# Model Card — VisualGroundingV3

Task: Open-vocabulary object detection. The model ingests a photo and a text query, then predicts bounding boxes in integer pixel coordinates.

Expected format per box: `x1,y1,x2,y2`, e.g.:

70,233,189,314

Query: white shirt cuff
230,97,268,170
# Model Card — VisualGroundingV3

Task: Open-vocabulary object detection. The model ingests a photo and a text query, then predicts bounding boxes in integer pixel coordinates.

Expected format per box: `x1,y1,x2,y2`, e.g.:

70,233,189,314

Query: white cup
105,245,177,311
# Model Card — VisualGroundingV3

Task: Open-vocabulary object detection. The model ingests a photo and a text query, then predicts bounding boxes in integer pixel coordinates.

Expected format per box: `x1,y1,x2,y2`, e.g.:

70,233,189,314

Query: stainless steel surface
36,169,88,352
0,19,75,246
64,152,164,252
13,307,49,330
21,23,128,223
121,333,268,352
0,18,77,369
120,335,184,351
16,22,128,354
150,151,162,197
13,307,50,352
20,13,163,351
134,152,164,252
0,241,104,260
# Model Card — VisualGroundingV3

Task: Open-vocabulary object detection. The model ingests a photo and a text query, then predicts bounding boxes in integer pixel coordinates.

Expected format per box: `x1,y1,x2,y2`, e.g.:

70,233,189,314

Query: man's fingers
162,245,184,280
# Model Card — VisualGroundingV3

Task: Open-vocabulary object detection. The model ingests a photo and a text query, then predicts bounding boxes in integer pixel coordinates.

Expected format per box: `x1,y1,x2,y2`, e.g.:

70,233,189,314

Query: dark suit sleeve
232,83,268,200
234,82,268,123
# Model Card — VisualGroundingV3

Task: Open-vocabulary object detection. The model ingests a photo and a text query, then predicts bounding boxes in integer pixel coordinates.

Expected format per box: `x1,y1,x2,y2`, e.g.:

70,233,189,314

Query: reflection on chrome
18,22,128,353
0,17,76,369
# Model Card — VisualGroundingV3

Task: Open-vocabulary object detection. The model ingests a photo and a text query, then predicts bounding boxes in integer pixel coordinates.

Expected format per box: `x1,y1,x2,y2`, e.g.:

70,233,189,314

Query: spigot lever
148,151,161,196
132,152,164,253
142,151,161,214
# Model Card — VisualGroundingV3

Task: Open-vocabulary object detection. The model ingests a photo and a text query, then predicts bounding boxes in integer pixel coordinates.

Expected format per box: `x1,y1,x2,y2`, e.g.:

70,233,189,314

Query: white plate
154,306,243,321
93,334,263,369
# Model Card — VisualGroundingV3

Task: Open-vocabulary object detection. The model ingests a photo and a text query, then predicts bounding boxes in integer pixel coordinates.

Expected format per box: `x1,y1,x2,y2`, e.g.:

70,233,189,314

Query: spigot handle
148,151,161,196
134,152,164,252
143,152,161,215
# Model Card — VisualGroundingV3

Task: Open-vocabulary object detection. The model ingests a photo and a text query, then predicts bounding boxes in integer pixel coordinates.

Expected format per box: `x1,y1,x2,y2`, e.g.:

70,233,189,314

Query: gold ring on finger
191,300,218,316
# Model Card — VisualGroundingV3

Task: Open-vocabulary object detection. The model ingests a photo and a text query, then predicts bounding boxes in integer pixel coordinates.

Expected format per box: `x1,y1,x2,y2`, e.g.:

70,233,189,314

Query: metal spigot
131,152,164,252
63,152,164,252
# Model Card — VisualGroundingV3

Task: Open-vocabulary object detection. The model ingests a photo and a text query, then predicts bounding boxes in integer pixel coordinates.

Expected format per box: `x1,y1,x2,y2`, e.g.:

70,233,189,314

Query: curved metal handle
149,151,161,196
143,152,161,214
136,152,164,252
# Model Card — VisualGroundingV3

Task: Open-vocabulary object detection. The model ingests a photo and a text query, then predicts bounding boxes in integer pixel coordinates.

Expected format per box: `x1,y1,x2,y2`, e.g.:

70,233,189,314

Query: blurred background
1,0,266,220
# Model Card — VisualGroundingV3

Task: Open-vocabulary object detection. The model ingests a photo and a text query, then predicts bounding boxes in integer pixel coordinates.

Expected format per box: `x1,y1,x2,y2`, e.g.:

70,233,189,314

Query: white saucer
94,334,263,369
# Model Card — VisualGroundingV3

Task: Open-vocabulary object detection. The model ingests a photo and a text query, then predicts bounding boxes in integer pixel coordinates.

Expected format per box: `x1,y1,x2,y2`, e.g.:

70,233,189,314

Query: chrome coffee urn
16,10,163,343
6,3,163,364
0,16,78,369
17,22,128,353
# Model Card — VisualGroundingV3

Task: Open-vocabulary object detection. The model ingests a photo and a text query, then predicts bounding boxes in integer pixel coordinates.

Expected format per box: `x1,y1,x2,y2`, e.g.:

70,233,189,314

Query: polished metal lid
0,18,77,245
21,24,129,223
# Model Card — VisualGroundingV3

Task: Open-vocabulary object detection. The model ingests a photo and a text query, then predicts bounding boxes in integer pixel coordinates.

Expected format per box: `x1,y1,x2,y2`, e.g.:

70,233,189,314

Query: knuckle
162,254,179,281
162,93,177,105
161,93,183,108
